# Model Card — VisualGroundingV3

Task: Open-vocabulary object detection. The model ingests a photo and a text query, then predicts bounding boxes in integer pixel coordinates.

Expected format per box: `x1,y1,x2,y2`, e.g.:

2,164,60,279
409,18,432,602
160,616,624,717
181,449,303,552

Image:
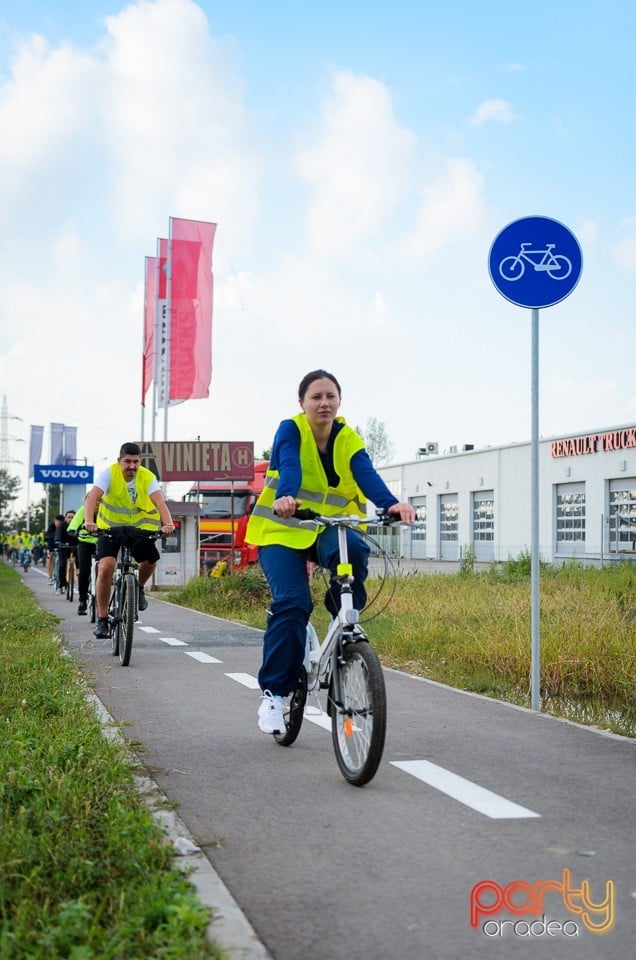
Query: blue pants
257,526,370,696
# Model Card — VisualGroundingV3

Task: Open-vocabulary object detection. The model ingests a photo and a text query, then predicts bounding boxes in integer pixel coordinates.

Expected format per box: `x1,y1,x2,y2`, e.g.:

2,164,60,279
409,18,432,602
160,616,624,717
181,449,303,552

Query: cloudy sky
1,0,635,508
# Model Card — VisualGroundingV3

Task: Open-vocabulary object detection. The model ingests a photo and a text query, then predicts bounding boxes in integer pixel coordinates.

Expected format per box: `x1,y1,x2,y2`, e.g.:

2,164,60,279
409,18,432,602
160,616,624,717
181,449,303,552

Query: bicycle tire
273,667,308,747
110,583,120,656
118,573,136,666
66,563,75,602
89,591,96,624
331,640,386,787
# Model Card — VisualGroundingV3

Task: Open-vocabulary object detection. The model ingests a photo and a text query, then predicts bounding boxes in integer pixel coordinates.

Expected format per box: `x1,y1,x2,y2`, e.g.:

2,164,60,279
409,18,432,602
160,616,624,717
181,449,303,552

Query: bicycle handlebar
294,508,400,527
100,525,159,544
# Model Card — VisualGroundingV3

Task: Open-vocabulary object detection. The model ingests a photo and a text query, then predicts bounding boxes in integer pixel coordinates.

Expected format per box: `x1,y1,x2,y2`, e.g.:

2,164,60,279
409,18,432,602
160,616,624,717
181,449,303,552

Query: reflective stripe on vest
97,464,161,531
245,415,366,548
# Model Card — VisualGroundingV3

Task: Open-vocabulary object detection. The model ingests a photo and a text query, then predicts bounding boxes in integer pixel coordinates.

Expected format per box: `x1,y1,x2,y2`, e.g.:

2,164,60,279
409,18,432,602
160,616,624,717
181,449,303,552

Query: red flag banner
142,255,156,405
167,217,216,403
154,238,169,408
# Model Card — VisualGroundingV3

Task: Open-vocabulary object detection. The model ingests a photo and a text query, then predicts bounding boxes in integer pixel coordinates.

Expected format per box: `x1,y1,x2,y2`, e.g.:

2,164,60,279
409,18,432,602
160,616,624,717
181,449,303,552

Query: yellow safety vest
96,464,161,531
68,505,98,544
246,414,366,548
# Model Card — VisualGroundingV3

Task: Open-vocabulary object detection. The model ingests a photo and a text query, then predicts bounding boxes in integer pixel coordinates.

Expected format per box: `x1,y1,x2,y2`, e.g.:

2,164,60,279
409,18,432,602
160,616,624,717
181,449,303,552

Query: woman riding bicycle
246,369,414,735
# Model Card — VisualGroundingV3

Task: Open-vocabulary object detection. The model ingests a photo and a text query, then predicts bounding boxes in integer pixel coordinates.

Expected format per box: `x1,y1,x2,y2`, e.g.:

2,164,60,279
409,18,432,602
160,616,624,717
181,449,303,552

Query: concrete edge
86,693,271,960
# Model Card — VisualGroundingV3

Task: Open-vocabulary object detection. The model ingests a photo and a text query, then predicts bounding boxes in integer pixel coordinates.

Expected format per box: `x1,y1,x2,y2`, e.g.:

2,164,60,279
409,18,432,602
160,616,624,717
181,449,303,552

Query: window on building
556,485,586,544
609,484,636,551
440,496,458,541
411,497,427,542
473,493,494,541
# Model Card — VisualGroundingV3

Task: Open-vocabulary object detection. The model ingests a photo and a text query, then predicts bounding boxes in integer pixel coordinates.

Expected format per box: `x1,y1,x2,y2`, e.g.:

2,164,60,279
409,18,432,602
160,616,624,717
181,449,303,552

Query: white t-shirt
93,467,160,505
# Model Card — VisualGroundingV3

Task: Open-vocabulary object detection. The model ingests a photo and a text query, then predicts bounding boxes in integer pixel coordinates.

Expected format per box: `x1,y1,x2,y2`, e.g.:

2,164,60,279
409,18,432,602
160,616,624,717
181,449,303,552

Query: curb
88,693,271,960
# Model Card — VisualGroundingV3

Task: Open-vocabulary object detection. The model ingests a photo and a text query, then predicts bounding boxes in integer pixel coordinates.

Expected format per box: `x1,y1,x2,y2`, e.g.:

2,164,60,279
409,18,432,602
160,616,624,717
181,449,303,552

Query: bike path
22,567,636,960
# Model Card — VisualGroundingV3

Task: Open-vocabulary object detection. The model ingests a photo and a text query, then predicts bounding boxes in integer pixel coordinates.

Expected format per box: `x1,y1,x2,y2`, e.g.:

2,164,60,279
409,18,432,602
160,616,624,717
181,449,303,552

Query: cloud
294,69,416,257
402,157,486,260
0,35,100,226
0,0,263,469
469,98,515,126
102,0,261,243
613,233,636,272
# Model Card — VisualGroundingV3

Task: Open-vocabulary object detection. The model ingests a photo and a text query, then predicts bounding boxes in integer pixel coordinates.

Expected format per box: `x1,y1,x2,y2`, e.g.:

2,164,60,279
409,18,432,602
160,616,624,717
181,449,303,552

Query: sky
1,0,635,511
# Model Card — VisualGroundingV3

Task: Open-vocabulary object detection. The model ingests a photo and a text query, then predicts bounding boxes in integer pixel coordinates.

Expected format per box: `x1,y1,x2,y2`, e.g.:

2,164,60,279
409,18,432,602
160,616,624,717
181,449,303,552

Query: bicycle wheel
273,667,308,747
90,561,98,623
66,563,75,602
118,573,136,666
331,640,386,787
109,583,120,656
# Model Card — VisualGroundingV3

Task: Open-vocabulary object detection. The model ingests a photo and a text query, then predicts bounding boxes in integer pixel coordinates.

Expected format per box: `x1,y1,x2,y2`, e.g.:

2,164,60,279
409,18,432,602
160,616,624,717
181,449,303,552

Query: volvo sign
34,465,94,484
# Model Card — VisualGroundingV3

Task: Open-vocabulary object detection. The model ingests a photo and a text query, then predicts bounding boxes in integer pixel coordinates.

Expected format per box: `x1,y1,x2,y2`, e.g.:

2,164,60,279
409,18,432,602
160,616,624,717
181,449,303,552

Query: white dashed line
390,760,541,819
304,706,331,730
161,637,188,646
186,651,222,664
225,672,260,689
138,625,161,634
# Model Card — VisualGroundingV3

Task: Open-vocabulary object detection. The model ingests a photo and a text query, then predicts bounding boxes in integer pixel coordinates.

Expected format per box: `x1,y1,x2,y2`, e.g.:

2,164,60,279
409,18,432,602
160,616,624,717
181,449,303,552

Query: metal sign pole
530,307,540,711
488,215,582,715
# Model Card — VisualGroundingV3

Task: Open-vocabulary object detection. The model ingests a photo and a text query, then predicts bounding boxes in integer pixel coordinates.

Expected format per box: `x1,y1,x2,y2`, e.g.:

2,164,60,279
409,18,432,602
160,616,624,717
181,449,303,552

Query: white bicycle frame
298,514,369,697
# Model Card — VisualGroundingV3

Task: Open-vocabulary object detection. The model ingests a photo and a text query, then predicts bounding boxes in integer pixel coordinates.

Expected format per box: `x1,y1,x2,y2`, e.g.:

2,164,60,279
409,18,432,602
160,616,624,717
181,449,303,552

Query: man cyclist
84,442,174,639
67,501,98,616
55,511,77,593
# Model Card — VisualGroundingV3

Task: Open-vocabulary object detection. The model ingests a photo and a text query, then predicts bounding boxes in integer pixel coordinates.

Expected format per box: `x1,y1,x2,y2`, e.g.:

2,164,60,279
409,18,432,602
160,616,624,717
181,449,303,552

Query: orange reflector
344,716,354,738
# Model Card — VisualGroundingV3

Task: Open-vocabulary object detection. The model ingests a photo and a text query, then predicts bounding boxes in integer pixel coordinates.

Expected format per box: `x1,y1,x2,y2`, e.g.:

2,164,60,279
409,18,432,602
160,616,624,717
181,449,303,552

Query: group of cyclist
1,529,45,566
7,370,415,744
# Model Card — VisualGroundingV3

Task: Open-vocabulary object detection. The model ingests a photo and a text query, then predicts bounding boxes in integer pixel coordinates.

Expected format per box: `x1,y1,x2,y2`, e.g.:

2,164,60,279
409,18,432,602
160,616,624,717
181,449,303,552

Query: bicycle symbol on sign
498,242,572,282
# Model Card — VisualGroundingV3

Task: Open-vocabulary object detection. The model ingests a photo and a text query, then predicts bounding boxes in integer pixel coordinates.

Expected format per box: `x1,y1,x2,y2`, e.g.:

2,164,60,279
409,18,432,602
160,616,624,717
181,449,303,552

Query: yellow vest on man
246,414,366,549
96,464,161,531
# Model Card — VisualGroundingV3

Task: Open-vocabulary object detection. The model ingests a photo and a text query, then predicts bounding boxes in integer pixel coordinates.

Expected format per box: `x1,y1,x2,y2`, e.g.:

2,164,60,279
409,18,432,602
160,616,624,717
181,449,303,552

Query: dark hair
119,442,141,457
297,369,342,403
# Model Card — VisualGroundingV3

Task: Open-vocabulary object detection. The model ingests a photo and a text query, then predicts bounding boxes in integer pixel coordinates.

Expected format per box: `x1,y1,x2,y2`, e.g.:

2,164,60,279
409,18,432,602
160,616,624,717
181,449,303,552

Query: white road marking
138,625,160,634
390,760,541,819
225,672,261,689
186,651,222,664
304,706,331,730
161,637,188,646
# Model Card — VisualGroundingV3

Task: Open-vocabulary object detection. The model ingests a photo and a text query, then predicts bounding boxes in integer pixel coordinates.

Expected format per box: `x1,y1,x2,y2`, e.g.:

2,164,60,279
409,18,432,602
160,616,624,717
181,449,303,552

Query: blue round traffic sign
488,215,582,308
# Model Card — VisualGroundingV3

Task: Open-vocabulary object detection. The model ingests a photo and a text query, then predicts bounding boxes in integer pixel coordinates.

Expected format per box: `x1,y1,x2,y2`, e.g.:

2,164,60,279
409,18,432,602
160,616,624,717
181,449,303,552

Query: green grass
0,563,227,960
166,559,636,738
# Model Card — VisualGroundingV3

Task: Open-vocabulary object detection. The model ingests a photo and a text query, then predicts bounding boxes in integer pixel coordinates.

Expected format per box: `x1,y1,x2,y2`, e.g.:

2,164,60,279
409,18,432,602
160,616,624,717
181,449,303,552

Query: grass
166,558,636,738
0,562,228,960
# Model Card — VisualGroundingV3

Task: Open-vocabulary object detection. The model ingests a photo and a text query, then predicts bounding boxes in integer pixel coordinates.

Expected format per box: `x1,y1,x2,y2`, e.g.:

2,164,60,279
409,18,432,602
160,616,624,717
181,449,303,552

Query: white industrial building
376,422,636,566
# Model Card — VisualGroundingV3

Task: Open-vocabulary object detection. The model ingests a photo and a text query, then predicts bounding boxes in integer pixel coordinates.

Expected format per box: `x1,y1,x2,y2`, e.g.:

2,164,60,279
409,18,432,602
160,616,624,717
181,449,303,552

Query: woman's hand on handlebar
272,496,301,519
388,502,416,524
161,522,175,534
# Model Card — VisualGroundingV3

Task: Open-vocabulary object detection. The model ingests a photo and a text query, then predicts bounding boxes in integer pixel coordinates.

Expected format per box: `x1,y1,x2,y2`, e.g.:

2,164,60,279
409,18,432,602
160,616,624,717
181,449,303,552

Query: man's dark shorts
96,530,160,565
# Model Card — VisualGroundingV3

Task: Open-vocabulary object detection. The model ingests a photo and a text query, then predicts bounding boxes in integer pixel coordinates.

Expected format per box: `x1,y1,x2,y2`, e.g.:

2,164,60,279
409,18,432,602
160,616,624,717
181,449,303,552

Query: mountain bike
103,526,158,667
273,509,399,787
65,547,77,602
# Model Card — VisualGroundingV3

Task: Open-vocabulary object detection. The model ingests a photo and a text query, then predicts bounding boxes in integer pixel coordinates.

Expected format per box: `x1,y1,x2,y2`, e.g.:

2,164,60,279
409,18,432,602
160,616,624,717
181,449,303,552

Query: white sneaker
258,690,285,734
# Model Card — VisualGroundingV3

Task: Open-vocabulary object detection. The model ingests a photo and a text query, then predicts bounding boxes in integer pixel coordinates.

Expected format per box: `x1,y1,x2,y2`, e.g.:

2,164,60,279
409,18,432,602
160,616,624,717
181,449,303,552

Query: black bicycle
102,526,158,667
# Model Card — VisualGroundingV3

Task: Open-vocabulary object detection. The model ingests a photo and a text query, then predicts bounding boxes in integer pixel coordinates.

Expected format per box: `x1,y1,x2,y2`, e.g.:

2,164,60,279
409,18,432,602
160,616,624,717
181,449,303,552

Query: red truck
183,460,268,573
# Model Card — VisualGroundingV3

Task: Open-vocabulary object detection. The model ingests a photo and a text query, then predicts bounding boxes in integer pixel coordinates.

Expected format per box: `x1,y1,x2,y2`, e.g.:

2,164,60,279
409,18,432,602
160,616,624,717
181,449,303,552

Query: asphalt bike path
21,565,636,960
